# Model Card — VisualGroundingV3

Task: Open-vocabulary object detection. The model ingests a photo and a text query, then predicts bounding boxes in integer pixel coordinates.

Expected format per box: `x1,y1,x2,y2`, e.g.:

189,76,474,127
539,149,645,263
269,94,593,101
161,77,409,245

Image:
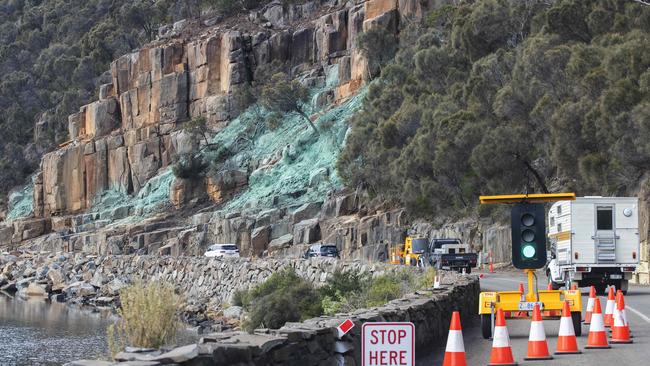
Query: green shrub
319,270,367,299
365,274,402,307
171,153,208,180
238,269,323,332
107,282,183,357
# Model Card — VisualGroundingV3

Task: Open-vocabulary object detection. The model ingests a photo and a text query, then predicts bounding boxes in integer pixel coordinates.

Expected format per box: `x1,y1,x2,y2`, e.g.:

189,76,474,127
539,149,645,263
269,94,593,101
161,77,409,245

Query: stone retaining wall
95,255,409,308
68,272,479,366
0,253,411,312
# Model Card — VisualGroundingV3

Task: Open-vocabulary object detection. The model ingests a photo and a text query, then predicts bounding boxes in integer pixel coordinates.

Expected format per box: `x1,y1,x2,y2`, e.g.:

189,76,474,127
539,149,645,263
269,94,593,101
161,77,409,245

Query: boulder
64,281,96,297
268,234,294,253
250,226,270,257
48,269,66,291
22,282,48,297
223,305,243,319
291,202,322,223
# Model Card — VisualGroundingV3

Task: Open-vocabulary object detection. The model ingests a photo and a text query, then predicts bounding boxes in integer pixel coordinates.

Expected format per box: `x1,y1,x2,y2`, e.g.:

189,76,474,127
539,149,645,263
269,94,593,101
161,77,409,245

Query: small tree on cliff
260,72,317,133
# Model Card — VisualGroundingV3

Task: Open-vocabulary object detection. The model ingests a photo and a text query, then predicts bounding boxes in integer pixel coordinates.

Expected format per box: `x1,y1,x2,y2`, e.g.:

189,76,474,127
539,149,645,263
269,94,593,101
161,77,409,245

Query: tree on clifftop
260,72,317,133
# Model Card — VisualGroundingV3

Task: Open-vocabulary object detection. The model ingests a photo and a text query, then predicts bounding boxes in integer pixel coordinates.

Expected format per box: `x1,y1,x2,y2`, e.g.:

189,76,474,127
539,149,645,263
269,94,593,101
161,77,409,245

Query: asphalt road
419,269,650,365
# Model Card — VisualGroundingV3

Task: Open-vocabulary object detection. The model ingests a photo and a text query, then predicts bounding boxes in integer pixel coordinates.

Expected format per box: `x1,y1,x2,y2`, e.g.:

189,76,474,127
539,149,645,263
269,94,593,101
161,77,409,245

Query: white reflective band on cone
605,300,615,315
445,330,465,352
529,321,546,341
586,298,594,311
590,314,605,331
614,309,626,327
622,309,629,326
492,326,511,348
558,316,575,336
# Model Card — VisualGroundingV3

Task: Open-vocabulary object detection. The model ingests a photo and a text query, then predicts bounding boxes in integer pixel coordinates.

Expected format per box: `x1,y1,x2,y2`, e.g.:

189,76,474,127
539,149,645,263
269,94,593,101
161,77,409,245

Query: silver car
204,244,240,258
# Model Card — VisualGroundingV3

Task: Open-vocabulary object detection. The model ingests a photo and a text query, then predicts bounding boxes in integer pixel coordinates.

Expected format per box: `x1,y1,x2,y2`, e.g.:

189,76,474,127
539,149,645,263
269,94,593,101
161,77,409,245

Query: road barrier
611,292,633,344
604,286,616,327
442,311,467,366
525,304,553,360
488,309,517,366
555,301,582,355
585,297,610,349
584,286,596,324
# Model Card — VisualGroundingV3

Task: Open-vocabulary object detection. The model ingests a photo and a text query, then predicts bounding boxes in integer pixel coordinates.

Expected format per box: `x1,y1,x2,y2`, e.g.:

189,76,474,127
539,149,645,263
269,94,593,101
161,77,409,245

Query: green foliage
184,116,210,144
239,269,323,332
260,72,316,132
338,0,650,219
107,281,183,356
356,28,398,77
0,0,201,203
172,153,208,180
365,274,402,307
319,270,367,299
235,267,432,330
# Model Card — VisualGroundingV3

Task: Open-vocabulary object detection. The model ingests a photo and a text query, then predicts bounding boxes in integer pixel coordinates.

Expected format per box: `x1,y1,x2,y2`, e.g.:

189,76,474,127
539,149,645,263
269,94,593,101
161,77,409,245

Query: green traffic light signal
511,203,547,269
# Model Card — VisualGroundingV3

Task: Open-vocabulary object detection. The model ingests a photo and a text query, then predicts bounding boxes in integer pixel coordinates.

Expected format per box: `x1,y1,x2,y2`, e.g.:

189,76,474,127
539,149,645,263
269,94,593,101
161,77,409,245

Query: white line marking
626,305,650,324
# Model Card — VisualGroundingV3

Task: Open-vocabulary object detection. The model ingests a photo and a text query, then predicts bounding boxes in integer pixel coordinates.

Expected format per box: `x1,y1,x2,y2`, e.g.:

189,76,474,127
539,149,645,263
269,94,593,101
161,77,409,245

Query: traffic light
511,203,547,269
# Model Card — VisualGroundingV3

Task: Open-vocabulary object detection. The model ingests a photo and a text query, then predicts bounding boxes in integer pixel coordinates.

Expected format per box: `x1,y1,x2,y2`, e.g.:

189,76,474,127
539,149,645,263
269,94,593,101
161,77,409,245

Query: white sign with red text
362,322,414,366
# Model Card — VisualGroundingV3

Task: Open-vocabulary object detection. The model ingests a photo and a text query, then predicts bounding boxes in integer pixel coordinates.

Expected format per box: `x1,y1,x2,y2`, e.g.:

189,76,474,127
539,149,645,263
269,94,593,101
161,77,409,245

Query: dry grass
107,281,183,357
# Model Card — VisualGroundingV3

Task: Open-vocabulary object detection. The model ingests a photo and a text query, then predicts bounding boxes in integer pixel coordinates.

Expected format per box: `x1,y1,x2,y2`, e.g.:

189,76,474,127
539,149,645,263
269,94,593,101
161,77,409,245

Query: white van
546,197,639,294
204,244,240,258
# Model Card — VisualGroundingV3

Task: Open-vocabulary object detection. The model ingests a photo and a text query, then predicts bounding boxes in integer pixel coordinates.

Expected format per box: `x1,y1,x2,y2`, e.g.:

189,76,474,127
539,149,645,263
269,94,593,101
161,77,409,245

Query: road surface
420,269,650,365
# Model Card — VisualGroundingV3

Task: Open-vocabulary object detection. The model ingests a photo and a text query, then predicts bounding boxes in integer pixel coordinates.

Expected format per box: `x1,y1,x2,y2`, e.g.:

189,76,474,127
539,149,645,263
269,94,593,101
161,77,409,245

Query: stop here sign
362,322,415,366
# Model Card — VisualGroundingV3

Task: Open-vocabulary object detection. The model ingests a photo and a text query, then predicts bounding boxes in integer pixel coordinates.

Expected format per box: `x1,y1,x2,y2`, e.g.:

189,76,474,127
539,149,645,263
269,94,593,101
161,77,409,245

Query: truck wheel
481,314,492,339
571,312,582,337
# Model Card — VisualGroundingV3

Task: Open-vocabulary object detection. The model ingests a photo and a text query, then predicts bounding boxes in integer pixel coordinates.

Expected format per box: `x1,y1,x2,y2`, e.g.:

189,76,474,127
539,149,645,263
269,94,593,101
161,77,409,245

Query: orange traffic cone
489,251,494,273
443,311,467,366
525,304,553,360
516,283,527,317
555,301,581,354
488,309,517,365
584,286,596,324
604,286,616,327
611,292,632,344
616,291,633,337
571,283,578,290
585,297,610,349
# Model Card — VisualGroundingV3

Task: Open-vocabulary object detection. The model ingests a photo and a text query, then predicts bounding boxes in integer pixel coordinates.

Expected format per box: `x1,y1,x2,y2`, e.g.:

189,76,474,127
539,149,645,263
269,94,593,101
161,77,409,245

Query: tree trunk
522,160,549,193
298,109,318,133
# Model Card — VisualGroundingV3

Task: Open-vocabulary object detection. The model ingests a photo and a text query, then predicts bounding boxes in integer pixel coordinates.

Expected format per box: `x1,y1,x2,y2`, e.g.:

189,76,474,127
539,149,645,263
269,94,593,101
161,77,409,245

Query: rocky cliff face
2,0,450,260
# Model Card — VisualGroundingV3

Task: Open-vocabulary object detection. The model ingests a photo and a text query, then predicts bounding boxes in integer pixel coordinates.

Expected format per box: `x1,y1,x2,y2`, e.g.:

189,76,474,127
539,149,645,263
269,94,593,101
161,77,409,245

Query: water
0,295,113,365
0,295,198,365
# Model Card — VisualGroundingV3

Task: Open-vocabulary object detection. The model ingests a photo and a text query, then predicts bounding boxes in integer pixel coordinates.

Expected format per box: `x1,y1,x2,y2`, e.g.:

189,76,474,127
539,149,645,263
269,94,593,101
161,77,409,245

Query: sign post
362,322,414,366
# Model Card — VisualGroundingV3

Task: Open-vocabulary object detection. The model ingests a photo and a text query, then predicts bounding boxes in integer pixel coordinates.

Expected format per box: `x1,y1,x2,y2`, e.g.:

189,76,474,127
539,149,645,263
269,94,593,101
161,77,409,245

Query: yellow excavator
389,236,429,266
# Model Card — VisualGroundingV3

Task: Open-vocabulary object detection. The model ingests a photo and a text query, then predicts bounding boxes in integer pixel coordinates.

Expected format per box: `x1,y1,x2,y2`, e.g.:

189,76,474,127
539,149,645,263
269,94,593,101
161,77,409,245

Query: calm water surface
0,295,197,365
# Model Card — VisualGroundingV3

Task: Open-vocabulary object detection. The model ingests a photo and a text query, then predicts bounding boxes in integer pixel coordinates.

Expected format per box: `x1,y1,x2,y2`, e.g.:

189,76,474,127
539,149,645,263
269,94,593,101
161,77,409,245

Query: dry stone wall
67,272,479,366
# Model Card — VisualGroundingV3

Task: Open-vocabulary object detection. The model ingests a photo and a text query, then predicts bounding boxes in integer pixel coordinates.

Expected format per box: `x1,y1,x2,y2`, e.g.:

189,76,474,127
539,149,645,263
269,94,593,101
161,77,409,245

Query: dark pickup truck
428,238,478,273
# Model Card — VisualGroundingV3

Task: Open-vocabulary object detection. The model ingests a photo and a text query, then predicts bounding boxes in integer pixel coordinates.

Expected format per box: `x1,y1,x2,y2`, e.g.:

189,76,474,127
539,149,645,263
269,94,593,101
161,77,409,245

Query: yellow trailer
477,193,582,339
478,269,582,338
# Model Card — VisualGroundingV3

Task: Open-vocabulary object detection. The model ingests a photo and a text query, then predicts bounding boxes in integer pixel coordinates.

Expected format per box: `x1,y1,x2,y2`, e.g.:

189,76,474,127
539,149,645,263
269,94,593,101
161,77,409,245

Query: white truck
546,197,639,294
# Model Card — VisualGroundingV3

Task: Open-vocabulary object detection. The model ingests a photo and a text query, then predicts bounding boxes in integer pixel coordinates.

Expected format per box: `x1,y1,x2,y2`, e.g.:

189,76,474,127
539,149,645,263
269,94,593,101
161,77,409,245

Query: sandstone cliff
1,0,448,260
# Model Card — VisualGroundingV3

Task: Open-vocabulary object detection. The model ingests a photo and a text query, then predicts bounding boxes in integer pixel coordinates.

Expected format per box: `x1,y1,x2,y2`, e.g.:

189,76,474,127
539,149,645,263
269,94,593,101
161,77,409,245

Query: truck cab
429,238,478,273
547,197,639,294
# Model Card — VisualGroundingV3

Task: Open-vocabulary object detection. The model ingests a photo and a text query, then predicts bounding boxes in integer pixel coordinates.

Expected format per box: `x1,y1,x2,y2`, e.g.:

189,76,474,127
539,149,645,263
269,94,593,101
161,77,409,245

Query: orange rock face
33,0,411,218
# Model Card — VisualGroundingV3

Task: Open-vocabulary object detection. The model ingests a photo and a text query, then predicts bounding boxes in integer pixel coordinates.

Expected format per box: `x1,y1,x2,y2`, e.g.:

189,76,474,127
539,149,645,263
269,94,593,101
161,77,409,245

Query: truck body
428,238,478,273
546,197,639,294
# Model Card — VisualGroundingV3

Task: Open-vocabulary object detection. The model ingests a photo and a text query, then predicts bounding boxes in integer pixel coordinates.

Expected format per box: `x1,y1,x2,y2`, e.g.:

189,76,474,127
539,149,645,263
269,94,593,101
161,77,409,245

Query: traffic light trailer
477,193,582,339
